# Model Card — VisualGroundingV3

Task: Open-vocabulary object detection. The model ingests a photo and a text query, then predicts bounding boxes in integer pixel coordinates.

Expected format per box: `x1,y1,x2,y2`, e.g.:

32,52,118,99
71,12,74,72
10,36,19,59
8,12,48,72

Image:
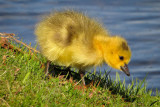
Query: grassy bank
0,35,160,106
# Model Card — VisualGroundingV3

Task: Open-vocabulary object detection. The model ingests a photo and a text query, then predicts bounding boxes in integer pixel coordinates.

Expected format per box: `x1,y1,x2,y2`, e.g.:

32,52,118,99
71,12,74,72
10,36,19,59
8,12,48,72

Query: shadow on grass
46,64,92,85
46,63,137,102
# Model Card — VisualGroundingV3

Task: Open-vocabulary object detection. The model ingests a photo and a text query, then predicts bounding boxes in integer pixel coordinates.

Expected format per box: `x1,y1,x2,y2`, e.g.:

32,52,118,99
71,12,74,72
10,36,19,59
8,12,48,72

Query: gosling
35,10,132,85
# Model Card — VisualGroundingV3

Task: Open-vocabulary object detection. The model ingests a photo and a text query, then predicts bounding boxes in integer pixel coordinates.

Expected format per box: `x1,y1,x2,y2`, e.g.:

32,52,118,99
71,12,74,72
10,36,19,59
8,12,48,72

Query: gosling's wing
36,10,109,48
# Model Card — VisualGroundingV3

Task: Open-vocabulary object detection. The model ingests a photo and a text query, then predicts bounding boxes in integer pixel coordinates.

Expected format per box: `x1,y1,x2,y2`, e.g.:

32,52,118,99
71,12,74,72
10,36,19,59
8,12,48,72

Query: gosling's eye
119,56,124,60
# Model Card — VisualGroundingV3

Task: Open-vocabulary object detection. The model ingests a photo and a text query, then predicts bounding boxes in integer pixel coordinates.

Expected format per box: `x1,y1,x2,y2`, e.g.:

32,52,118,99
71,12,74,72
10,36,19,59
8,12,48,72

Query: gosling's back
35,10,109,69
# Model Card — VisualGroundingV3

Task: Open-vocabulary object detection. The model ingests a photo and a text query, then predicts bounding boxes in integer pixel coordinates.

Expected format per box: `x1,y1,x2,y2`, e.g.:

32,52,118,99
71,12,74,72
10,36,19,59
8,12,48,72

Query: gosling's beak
120,64,130,76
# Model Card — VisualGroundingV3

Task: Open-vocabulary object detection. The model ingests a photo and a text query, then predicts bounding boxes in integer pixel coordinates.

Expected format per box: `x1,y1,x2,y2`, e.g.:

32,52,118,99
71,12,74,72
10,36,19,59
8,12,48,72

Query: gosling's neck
93,35,113,63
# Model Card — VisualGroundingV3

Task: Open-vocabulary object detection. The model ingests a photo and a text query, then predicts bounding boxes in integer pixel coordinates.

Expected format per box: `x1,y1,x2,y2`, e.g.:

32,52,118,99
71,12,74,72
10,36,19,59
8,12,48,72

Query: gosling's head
104,36,132,76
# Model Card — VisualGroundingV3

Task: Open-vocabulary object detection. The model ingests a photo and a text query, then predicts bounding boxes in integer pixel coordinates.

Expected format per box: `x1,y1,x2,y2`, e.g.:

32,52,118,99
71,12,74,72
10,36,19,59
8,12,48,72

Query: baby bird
35,10,131,85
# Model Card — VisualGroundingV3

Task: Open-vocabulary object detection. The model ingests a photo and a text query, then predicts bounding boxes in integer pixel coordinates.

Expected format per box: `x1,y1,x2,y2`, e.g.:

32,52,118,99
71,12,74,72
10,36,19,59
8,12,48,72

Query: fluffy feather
35,10,132,85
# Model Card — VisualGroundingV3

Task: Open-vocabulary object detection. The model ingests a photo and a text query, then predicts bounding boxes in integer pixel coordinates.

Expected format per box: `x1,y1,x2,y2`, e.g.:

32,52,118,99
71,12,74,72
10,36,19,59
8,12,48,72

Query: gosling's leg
45,60,50,75
79,70,86,85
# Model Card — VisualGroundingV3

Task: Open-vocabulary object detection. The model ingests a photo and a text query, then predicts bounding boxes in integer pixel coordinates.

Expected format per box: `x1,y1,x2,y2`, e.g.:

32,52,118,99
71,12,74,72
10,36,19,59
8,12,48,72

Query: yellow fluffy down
35,10,131,73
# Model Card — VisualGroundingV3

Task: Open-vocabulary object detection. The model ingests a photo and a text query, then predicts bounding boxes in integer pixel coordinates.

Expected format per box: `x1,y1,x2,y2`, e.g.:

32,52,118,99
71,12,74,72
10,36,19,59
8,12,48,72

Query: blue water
1,0,160,94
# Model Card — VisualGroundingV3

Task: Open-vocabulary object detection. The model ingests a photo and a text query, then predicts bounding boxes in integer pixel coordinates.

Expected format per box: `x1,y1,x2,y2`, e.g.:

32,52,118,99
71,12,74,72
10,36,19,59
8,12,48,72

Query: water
1,0,160,94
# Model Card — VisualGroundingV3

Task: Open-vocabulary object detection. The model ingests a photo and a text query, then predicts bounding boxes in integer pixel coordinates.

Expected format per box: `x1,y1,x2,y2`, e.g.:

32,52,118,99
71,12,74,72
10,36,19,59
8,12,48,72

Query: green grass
0,39,160,107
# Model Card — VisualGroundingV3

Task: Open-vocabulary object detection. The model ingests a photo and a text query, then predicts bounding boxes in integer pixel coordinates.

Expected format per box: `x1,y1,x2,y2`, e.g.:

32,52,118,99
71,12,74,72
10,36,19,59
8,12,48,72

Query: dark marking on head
122,42,129,50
